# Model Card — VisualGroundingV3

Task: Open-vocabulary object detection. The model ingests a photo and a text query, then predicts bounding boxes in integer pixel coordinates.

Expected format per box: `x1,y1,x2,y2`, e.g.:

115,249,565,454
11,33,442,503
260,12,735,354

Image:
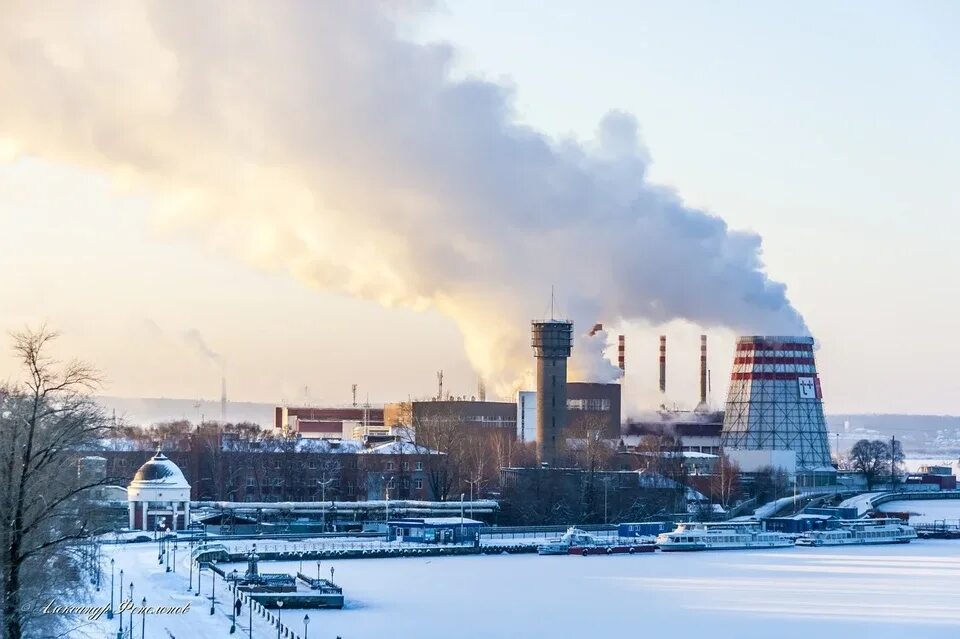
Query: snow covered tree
0,327,113,639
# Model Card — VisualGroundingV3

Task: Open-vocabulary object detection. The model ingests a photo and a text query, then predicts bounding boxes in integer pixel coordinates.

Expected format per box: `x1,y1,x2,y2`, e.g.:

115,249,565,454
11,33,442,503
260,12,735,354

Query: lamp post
172,540,177,573
96,543,101,591
141,597,146,639
210,560,217,615
460,493,464,542
303,614,310,639
108,558,115,620
197,562,202,597
117,569,124,638
276,600,283,639
230,569,238,634
188,555,194,592
157,523,164,563
330,566,335,583
128,583,134,639
316,561,321,582
248,591,253,639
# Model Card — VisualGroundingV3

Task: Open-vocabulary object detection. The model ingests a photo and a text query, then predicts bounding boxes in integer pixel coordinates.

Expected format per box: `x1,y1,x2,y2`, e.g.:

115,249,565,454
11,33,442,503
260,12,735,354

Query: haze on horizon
1,1,958,416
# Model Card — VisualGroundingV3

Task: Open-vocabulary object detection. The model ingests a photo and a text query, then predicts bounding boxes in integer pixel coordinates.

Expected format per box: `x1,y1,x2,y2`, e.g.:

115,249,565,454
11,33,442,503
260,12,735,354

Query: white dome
129,451,189,489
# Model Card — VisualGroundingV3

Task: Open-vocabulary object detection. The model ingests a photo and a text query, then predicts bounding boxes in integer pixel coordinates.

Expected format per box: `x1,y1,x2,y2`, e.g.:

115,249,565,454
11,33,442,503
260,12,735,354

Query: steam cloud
0,2,806,395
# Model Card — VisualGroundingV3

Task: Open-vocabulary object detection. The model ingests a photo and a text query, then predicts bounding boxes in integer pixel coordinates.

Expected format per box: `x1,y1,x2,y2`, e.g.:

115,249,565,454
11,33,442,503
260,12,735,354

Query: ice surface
878,499,960,524
79,537,960,638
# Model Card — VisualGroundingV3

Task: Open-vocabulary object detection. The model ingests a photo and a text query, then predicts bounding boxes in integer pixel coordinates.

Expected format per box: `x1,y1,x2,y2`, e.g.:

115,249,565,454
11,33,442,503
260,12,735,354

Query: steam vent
531,319,573,466
720,336,835,485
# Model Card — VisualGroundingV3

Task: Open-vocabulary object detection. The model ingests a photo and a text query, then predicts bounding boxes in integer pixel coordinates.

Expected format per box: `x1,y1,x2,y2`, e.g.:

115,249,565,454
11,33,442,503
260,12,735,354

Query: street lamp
117,569,124,638
128,583,134,639
197,562,202,597
303,614,310,639
330,566,335,583
172,540,177,573
108,558,115,620
316,561,321,582
230,569,239,634
460,493,464,542
276,600,284,639
210,560,217,615
141,597,146,639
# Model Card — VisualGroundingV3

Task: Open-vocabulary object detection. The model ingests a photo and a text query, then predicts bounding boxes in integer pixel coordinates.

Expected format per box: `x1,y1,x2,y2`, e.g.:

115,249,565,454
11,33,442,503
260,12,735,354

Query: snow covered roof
130,451,189,488
389,517,483,526
362,440,442,455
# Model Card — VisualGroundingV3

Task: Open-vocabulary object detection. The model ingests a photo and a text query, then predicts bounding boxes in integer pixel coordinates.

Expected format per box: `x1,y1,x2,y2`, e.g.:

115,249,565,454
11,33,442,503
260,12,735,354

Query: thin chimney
618,334,625,371
659,335,666,394
699,334,708,406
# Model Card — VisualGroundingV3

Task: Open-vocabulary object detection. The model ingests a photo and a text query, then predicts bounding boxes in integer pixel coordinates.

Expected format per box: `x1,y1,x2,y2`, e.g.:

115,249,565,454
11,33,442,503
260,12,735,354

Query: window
386,461,395,471
415,461,423,471
346,482,354,496
402,462,409,471
415,478,423,490
246,477,256,487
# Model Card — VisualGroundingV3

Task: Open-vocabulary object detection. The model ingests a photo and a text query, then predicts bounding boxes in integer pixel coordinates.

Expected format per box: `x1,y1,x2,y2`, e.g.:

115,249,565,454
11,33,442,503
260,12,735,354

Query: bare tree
708,452,741,509
848,439,891,490
0,327,113,639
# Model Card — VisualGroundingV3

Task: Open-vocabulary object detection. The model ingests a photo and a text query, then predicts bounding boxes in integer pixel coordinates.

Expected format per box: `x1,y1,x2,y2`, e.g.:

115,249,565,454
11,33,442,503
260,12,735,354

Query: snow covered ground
73,536,960,638
879,499,960,524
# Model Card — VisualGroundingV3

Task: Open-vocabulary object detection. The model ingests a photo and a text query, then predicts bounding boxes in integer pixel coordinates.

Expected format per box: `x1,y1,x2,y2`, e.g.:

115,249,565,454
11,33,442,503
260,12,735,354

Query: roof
389,517,483,526
363,441,442,455
130,452,190,488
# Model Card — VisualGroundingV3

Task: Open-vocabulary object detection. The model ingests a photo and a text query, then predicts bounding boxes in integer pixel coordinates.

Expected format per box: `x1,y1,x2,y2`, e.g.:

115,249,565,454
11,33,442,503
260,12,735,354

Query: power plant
531,318,573,466
720,335,835,485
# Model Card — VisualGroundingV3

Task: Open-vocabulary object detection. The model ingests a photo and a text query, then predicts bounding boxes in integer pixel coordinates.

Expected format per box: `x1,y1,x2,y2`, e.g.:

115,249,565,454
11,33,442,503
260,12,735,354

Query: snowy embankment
838,492,884,517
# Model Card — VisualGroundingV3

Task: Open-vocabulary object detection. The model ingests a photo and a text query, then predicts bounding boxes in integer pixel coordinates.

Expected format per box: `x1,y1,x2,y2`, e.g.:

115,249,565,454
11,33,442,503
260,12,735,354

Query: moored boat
537,527,656,555
795,519,917,546
656,521,793,551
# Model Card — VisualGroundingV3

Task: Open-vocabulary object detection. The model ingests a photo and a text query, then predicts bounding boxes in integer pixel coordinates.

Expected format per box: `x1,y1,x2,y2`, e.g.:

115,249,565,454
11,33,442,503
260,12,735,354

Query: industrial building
517,382,622,442
720,335,836,486
384,399,516,435
274,405,386,440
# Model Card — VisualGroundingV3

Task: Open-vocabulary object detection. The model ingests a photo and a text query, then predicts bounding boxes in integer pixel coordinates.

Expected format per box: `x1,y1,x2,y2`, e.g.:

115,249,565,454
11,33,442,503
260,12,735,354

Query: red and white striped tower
721,336,833,475
618,335,625,372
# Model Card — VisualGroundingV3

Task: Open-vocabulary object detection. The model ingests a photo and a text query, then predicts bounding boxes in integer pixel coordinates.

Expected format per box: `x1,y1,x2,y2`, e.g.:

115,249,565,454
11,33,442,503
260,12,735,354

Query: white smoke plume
0,1,807,396
181,329,223,368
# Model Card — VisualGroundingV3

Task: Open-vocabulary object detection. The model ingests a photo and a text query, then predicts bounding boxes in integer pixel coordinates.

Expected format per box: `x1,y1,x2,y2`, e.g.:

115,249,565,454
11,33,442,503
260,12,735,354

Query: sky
0,1,958,416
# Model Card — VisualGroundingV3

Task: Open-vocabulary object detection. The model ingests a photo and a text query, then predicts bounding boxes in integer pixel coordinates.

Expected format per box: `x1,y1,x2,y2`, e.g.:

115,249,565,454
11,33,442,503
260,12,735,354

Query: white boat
796,519,917,546
656,522,793,551
537,527,656,556
537,528,599,555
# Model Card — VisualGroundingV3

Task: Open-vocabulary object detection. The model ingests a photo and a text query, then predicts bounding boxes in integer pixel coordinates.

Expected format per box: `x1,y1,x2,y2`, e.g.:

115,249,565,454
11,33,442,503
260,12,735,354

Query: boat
795,519,917,546
656,521,793,551
537,527,656,556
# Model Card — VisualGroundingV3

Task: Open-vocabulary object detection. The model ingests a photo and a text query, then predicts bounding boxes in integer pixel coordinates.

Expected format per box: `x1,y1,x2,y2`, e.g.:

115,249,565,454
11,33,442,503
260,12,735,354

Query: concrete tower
531,319,573,466
721,336,834,482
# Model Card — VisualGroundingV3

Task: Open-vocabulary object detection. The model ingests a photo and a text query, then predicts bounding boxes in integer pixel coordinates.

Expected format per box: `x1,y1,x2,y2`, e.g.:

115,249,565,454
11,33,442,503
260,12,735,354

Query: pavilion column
128,501,135,529
141,501,149,532
171,501,178,532
184,500,191,528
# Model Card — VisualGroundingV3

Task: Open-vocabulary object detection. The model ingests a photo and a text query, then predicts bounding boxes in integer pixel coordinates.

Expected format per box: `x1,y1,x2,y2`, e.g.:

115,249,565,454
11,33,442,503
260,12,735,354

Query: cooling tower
720,336,833,472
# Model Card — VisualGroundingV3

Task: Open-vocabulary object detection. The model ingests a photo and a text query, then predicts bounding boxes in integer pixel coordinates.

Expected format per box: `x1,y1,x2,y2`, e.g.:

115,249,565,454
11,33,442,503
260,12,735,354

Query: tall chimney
618,334,625,372
699,334,708,406
659,335,666,394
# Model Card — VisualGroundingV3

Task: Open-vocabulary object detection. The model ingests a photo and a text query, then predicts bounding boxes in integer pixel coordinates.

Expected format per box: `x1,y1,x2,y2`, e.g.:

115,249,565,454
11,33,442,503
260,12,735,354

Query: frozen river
90,537,960,639
879,498,960,524
220,541,960,638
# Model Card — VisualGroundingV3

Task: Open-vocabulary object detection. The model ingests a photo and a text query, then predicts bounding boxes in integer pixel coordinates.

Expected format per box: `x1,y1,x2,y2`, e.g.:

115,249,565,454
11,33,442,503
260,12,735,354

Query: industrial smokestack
220,374,227,422
618,334,625,372
659,335,666,394
700,334,708,406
